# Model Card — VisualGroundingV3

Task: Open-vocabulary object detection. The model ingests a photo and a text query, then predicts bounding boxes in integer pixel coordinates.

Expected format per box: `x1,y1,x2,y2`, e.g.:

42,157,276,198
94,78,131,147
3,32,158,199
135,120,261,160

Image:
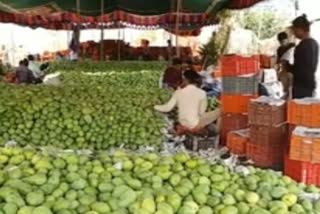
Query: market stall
1,1,319,214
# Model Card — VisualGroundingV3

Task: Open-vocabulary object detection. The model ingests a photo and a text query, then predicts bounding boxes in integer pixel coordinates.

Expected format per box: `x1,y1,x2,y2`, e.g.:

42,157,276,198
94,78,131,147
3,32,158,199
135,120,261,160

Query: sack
2,72,17,84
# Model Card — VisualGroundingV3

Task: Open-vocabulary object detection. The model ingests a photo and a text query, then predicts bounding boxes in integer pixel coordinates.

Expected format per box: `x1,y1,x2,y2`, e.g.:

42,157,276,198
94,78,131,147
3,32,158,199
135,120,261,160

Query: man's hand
144,104,155,109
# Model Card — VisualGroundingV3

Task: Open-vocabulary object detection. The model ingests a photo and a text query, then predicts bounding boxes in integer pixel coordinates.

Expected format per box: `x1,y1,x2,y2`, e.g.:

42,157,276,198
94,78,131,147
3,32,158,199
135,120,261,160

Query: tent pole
118,22,121,61
175,0,182,58
100,0,105,61
76,0,81,57
205,0,221,14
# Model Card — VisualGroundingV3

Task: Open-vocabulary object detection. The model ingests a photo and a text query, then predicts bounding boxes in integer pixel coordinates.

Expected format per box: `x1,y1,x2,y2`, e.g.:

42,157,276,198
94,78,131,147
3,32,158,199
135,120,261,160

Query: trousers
197,108,221,131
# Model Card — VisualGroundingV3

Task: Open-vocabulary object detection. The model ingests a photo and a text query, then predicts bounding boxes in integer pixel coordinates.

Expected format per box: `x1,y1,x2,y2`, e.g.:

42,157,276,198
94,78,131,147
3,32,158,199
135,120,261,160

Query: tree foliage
199,10,289,65
239,11,289,40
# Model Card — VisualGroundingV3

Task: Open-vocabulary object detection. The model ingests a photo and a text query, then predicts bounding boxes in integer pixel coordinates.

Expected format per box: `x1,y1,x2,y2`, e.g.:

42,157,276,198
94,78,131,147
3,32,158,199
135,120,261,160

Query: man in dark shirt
16,59,36,84
277,32,295,63
291,15,319,98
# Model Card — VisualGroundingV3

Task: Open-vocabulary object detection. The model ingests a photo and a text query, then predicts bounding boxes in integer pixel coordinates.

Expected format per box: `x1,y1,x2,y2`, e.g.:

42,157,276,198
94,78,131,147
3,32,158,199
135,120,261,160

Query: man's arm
199,96,208,115
154,92,177,113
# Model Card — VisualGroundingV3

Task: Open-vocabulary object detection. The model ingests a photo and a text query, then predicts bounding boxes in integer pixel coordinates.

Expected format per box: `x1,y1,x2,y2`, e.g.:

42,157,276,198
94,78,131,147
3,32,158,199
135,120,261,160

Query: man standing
155,70,220,130
291,15,319,98
276,32,295,98
277,32,295,63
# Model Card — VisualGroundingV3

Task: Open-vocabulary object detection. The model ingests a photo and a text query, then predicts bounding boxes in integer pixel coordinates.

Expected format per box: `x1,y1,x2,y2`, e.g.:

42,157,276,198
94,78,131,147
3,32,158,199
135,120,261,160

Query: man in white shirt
28,55,44,80
154,70,221,130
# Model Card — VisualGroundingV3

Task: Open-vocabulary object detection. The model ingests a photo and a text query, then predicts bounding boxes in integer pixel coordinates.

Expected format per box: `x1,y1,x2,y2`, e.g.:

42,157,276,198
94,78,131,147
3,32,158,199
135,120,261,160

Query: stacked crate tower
220,55,260,146
285,99,320,186
247,97,287,168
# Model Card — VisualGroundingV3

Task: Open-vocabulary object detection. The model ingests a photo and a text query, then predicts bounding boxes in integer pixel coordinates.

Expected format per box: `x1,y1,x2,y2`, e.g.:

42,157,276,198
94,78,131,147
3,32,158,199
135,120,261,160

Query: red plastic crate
288,100,320,128
227,129,249,157
285,157,320,186
222,94,258,114
246,142,284,168
221,113,248,146
221,55,260,77
259,55,273,69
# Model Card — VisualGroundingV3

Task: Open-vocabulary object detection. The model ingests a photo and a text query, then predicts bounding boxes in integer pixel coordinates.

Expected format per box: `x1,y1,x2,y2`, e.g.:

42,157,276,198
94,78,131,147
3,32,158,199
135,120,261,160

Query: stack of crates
220,55,260,145
247,97,287,168
285,99,320,186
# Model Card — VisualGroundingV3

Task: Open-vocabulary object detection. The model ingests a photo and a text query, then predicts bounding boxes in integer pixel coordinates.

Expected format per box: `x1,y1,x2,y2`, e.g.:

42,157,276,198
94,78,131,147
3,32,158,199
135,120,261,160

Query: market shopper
28,55,44,83
155,69,221,130
277,32,295,63
276,32,295,98
16,59,36,84
161,57,183,90
200,65,222,98
290,15,319,98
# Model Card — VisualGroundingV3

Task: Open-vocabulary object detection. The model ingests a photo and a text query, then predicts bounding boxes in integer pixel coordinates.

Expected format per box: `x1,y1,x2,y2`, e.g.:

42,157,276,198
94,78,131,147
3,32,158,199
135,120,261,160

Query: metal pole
175,0,182,57
76,0,81,57
100,0,105,61
295,0,299,16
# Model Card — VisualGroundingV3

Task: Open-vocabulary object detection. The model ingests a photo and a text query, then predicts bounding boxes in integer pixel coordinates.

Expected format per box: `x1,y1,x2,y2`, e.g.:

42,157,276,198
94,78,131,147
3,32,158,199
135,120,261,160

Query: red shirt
163,66,182,89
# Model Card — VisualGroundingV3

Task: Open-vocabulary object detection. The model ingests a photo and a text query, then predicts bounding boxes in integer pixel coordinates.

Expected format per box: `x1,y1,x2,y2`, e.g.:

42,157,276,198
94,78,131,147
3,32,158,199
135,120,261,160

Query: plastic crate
221,55,260,77
246,142,284,168
221,94,258,114
289,134,320,163
221,113,248,146
222,75,259,94
285,156,320,186
288,100,320,128
249,100,286,126
259,55,273,69
250,124,287,146
227,129,249,157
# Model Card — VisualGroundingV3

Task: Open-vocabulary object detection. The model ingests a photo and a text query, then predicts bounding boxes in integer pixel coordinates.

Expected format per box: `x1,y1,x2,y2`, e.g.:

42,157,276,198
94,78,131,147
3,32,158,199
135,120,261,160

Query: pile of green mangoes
48,61,166,74
59,70,162,88
0,148,319,214
0,84,170,150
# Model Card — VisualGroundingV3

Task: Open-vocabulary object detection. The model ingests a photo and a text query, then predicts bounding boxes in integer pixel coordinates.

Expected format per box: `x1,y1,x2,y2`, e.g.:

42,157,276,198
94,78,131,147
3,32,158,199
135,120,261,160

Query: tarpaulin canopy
0,0,264,16
0,0,264,30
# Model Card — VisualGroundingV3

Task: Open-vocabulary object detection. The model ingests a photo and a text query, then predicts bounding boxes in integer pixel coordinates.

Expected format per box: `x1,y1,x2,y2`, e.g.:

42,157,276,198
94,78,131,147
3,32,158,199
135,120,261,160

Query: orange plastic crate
288,100,320,127
227,129,249,157
246,142,284,168
221,55,260,77
222,94,257,114
285,156,320,186
289,134,320,163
